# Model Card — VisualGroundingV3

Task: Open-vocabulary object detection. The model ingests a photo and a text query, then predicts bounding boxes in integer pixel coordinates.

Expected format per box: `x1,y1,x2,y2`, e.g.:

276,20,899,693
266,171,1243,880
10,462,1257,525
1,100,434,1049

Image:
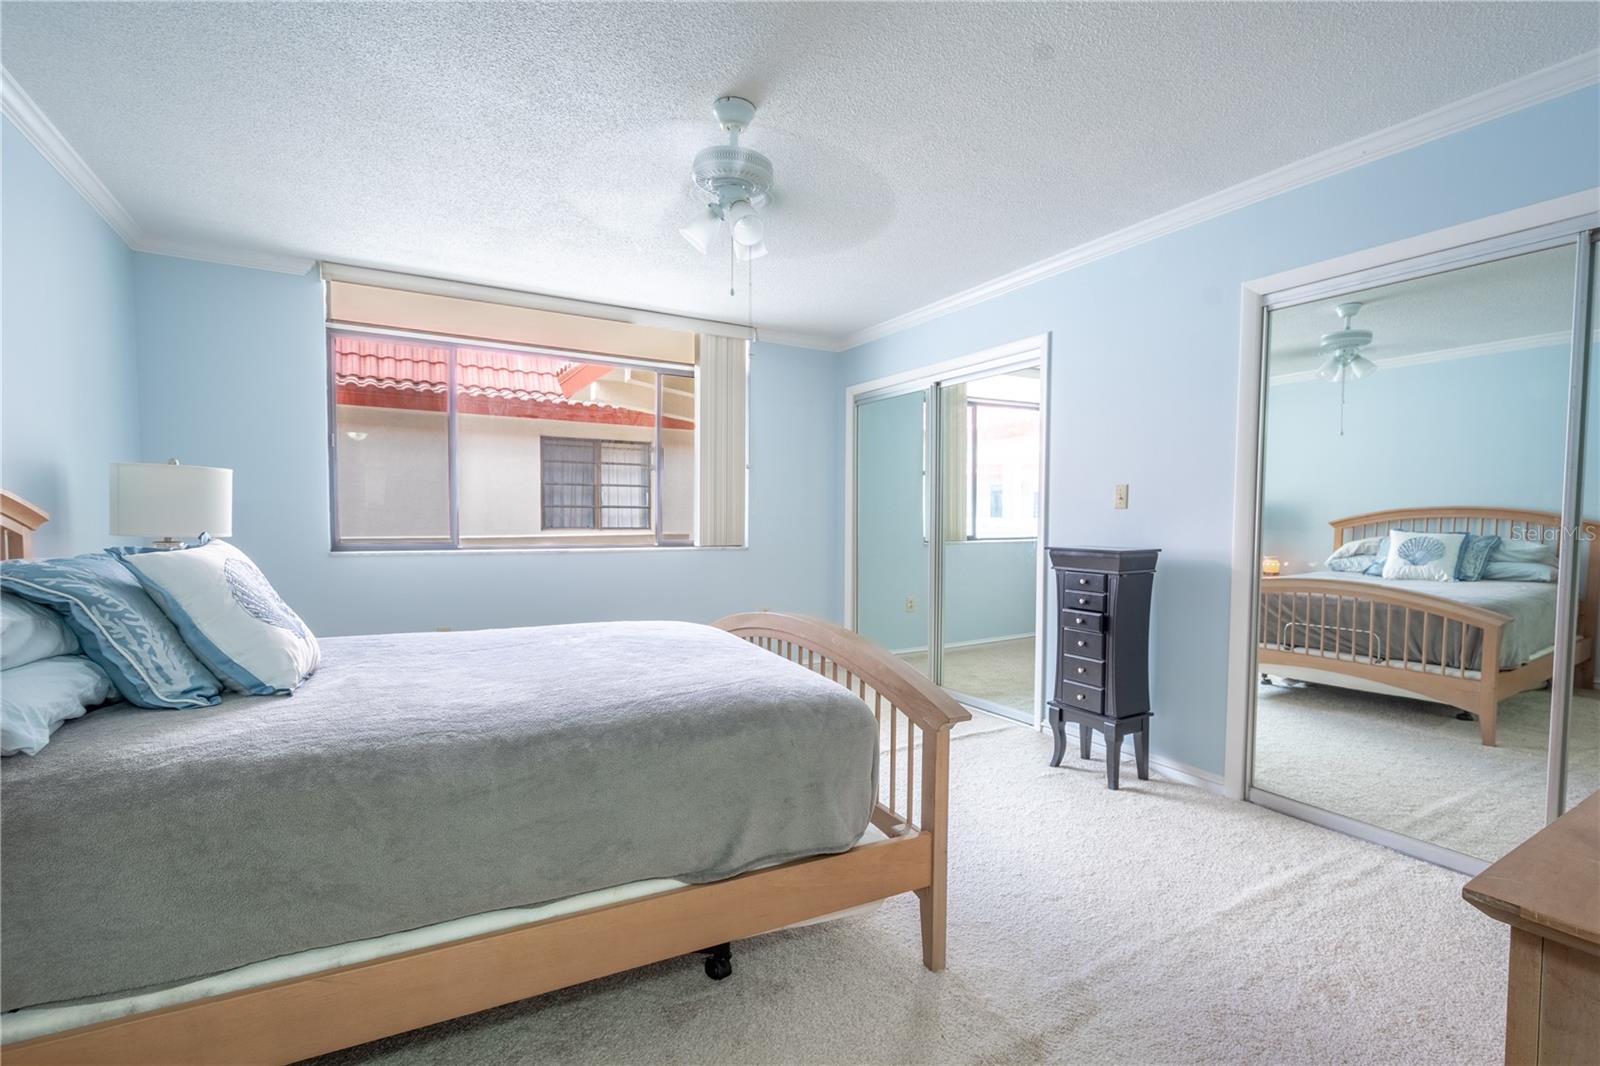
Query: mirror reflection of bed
1253,244,1598,863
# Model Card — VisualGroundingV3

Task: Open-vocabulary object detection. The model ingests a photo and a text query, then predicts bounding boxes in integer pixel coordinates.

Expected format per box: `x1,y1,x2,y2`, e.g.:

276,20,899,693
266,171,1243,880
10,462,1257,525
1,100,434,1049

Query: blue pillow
0,554,221,709
1457,534,1501,582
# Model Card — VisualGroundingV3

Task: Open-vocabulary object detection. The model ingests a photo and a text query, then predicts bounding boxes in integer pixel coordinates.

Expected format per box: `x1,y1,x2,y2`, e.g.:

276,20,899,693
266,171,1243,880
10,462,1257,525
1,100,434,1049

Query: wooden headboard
1,491,49,560
1330,505,1600,640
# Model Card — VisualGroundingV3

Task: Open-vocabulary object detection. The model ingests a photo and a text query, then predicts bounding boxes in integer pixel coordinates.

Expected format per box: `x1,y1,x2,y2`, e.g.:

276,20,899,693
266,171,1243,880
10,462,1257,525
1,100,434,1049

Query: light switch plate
905,596,916,613
1114,484,1130,510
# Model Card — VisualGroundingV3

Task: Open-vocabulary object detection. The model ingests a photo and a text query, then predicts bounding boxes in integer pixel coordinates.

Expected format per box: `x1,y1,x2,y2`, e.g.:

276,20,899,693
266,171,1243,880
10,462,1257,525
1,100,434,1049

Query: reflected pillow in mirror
1481,561,1557,582
1382,530,1466,582
1493,536,1558,567
1328,536,1385,562
1456,534,1500,582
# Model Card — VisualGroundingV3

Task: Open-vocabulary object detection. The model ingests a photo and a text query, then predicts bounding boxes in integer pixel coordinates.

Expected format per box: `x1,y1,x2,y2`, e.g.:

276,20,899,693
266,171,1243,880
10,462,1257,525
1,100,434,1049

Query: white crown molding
752,329,844,352
8,49,1597,352
136,236,316,276
3,67,315,275
840,50,1600,351
1268,329,1572,384
1,68,144,247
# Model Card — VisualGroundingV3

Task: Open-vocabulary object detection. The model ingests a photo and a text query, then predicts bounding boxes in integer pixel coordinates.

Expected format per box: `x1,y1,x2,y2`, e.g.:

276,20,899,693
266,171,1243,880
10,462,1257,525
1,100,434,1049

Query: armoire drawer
1061,590,1107,613
1055,678,1105,715
1059,654,1104,687
1061,630,1105,659
1059,571,1108,594
1061,608,1106,633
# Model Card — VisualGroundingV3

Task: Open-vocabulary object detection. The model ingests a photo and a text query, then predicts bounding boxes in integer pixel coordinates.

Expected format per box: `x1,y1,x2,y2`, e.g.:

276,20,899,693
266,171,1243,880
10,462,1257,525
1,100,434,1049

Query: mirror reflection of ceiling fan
1318,301,1377,436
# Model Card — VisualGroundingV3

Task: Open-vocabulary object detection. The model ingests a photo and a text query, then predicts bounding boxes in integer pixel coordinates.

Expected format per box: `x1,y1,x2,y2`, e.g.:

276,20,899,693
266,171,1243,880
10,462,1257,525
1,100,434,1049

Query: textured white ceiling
3,3,1596,344
1267,245,1580,376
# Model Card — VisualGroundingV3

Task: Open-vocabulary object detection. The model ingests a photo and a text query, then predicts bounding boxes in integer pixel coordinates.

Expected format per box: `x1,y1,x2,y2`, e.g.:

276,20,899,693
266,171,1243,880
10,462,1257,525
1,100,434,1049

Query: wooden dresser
1463,791,1600,1065
1046,547,1159,790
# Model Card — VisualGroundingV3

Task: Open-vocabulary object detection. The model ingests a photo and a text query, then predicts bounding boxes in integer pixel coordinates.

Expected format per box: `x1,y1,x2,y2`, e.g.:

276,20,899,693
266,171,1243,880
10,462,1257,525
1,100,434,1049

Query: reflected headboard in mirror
1,491,49,560
1329,503,1600,655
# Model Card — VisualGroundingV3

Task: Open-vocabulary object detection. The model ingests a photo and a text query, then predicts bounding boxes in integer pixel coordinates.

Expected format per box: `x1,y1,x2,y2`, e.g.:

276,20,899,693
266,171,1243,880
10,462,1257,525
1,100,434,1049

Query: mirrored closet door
851,347,1046,724
854,389,931,678
1564,234,1600,813
1249,229,1598,869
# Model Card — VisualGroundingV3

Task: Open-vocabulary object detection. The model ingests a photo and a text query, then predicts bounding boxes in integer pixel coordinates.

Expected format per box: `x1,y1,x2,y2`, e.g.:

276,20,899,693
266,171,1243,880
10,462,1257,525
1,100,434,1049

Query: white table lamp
110,460,233,548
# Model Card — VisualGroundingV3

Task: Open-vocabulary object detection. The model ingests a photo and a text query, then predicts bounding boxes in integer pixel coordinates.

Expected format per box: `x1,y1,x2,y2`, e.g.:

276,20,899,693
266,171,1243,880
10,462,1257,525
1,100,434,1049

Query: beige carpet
309,723,1504,1066
1256,680,1600,861
898,637,1036,714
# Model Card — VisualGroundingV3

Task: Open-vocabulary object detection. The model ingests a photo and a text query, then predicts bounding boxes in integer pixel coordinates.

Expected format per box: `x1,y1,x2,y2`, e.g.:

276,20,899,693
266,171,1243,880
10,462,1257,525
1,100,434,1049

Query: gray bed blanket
1260,571,1556,671
0,622,878,1010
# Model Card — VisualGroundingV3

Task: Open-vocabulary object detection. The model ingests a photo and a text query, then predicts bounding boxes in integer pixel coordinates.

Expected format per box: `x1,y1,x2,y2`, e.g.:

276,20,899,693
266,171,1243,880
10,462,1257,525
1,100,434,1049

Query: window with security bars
330,326,697,549
541,439,651,530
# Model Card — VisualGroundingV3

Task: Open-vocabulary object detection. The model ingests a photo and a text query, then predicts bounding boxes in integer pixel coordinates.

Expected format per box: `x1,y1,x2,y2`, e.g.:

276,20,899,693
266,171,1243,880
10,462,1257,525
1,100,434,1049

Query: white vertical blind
694,334,749,547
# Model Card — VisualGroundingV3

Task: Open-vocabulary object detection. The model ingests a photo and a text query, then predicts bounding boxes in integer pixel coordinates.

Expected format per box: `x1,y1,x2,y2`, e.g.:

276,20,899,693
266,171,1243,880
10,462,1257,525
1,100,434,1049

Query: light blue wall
130,254,844,636
1263,344,1573,570
1,117,139,556
854,390,1034,652
838,86,1600,777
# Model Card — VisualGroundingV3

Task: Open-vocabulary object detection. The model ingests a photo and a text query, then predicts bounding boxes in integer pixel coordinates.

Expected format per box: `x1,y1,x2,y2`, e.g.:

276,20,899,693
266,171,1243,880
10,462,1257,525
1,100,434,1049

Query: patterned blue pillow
0,554,221,709
1363,538,1389,576
1457,534,1501,582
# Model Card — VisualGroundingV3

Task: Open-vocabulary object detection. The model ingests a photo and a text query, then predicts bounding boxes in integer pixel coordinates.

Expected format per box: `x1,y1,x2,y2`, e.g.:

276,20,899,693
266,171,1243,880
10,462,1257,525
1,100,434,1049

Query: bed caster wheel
700,942,733,981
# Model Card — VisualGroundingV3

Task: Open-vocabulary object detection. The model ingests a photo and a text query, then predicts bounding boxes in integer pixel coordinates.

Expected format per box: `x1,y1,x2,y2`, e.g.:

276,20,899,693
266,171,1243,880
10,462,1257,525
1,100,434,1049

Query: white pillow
1382,530,1466,582
2,655,116,756
1328,536,1385,562
110,541,319,695
1,593,79,670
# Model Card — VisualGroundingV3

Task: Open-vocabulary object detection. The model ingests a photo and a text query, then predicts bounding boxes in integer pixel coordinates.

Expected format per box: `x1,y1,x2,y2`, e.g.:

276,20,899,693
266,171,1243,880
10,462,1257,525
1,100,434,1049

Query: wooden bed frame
0,493,971,1065
1258,506,1598,747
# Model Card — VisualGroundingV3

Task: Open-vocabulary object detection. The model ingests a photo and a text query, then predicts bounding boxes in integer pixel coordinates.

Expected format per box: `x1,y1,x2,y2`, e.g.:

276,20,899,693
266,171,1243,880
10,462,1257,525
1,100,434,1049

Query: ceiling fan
1317,301,1377,436
679,96,772,263
1316,302,1377,382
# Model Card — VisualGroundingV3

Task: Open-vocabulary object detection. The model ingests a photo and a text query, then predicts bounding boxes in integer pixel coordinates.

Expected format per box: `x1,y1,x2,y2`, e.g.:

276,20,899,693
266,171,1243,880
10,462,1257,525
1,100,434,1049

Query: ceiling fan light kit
682,96,775,266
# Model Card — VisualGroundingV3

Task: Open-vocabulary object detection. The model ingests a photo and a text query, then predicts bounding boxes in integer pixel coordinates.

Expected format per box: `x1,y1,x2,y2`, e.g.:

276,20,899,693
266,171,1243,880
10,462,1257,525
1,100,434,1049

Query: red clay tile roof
332,334,691,429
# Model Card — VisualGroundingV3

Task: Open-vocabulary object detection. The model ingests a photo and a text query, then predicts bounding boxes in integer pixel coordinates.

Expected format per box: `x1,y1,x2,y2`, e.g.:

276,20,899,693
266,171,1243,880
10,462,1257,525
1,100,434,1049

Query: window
966,398,1041,540
541,438,651,530
330,328,695,549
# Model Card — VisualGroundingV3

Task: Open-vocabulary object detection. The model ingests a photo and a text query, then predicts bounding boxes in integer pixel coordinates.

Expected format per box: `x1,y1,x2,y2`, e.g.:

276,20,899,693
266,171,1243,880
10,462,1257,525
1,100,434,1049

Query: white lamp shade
111,462,233,540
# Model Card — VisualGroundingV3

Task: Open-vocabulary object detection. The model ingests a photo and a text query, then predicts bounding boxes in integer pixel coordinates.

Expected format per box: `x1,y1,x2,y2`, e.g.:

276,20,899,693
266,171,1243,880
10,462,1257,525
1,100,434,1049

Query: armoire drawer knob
1077,597,1088,605
1076,640,1086,647
1076,667,1085,674
1075,694,1085,700
1078,578,1088,585
1074,616,1085,624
